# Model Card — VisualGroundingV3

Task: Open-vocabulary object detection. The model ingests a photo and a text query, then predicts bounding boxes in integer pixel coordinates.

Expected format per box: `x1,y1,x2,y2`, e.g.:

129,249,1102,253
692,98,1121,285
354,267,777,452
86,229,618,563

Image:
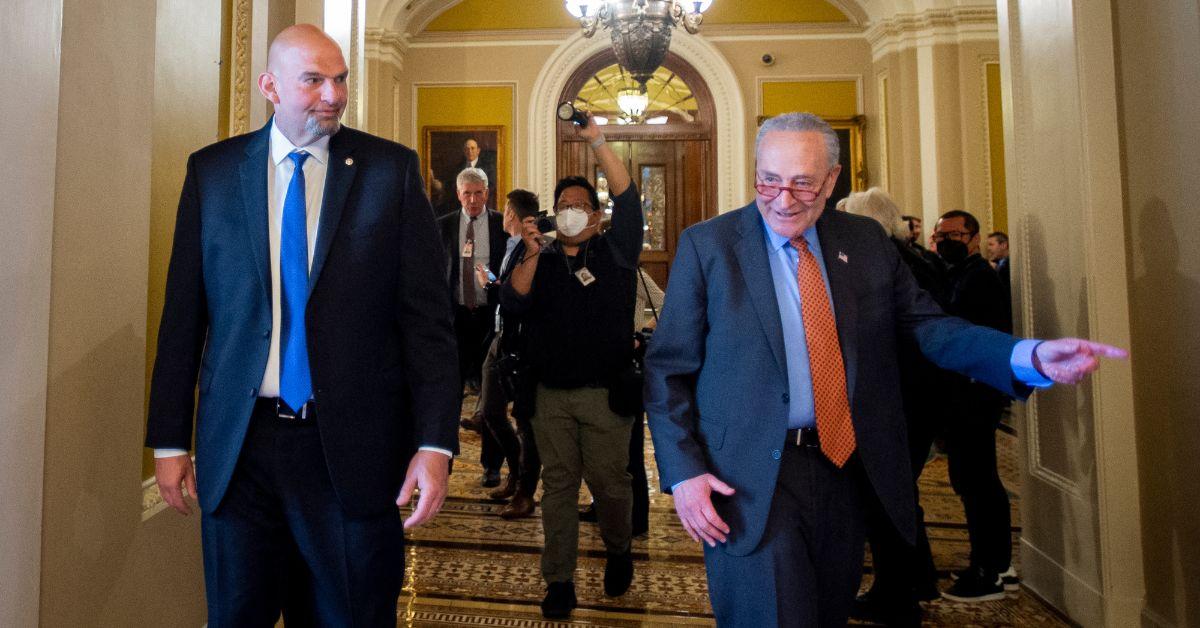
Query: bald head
258,24,348,147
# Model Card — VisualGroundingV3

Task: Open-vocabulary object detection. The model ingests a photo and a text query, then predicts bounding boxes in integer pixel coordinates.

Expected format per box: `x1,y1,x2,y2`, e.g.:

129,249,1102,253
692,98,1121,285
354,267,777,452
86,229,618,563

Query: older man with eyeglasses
645,112,1126,627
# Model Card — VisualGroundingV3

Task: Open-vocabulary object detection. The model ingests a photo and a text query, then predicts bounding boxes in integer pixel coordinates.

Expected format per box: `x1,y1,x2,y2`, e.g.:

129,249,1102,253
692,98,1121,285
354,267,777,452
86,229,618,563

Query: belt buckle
275,399,307,420
795,429,803,447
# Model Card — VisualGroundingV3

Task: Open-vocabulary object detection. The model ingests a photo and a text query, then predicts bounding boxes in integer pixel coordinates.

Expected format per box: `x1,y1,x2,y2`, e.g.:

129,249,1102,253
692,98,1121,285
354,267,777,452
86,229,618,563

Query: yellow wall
415,84,514,194
761,80,858,119
986,62,1007,233
425,0,847,32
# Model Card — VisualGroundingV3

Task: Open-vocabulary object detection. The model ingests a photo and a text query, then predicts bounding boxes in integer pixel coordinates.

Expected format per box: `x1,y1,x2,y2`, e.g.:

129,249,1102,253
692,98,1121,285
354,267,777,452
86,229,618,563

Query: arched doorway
556,49,717,289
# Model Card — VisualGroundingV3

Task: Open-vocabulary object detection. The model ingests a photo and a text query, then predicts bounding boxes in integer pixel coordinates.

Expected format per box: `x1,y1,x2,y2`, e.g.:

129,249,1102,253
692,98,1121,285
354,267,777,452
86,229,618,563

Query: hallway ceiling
422,0,849,33
371,0,998,34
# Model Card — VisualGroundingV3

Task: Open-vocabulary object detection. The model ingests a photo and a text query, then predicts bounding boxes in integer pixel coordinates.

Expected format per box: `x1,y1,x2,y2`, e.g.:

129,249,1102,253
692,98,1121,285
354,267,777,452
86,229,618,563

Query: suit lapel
815,212,859,404
734,205,789,381
239,125,272,304
309,128,358,295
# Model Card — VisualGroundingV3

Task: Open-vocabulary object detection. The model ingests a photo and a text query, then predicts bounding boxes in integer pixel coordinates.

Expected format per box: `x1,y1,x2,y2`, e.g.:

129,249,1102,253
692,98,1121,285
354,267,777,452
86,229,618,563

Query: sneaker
603,550,634,596
941,566,1005,602
951,565,1019,591
541,581,577,619
998,566,1020,591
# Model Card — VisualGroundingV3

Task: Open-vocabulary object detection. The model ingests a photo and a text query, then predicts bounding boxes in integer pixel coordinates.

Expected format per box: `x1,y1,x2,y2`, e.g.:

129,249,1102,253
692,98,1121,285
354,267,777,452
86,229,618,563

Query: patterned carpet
398,399,1071,626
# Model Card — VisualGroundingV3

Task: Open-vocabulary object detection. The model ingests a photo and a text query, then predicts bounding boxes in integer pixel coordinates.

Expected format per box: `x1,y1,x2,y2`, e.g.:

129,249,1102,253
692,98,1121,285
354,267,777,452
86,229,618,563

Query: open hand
672,473,736,547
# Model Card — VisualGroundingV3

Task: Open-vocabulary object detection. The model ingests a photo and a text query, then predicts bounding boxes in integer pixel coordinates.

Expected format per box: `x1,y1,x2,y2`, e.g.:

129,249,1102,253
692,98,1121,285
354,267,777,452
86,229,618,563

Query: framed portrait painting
421,125,505,215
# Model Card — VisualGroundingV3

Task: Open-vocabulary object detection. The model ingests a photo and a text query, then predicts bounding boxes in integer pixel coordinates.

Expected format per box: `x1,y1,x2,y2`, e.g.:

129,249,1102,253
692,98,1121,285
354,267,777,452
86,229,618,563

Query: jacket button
782,393,790,404
772,449,781,460
262,329,270,338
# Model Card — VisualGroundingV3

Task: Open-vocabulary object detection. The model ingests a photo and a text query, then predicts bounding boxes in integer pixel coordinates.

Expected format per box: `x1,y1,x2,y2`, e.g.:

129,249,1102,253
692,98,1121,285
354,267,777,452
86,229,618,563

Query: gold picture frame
420,125,506,215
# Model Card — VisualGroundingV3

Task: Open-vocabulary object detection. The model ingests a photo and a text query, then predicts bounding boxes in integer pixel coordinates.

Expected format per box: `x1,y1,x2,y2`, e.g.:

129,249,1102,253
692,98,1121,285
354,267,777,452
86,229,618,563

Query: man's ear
257,72,280,104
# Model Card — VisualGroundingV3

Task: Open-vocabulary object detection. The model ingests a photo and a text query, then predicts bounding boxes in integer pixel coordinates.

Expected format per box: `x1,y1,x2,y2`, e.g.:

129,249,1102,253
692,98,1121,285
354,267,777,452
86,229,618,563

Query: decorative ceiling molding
371,0,871,36
365,27,409,68
865,5,999,60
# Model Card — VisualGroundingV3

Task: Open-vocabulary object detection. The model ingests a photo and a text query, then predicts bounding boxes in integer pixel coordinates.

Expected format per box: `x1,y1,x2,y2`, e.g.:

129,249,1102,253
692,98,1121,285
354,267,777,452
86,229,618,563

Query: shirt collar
270,120,331,166
762,214,819,254
461,208,484,222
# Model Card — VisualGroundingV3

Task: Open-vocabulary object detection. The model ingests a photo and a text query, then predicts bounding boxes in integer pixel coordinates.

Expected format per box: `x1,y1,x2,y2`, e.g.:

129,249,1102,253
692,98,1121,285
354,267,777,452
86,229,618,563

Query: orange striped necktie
792,235,856,467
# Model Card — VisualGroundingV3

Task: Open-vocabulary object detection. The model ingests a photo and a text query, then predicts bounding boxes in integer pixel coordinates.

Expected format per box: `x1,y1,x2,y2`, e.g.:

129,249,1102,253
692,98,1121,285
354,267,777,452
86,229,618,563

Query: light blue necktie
280,151,312,411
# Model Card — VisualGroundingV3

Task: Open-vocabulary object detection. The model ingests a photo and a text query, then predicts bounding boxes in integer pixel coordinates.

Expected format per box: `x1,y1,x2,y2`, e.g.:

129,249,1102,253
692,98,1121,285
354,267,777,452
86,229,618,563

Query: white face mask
556,208,591,237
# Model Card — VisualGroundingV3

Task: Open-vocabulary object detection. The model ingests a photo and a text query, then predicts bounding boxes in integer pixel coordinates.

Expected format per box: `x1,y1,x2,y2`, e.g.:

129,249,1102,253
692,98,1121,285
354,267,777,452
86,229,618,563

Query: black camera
556,101,589,126
535,211,556,234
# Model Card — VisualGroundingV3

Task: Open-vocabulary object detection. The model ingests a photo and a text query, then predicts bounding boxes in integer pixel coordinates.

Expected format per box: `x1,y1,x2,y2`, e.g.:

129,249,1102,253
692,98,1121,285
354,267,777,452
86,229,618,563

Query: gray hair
756,112,840,169
456,167,488,190
843,187,910,240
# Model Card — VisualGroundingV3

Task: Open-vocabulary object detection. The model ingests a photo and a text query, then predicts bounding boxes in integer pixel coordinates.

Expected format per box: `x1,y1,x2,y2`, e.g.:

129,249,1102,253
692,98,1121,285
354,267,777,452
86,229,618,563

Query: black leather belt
786,427,820,448
254,397,316,422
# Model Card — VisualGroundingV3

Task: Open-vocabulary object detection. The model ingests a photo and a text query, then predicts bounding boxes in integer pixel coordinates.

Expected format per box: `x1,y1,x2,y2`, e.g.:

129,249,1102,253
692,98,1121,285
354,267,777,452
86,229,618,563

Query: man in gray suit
644,112,1125,627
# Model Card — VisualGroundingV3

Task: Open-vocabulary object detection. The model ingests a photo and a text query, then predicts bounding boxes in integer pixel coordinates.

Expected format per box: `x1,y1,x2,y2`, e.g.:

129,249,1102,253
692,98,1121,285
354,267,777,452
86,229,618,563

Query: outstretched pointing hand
1034,338,1128,385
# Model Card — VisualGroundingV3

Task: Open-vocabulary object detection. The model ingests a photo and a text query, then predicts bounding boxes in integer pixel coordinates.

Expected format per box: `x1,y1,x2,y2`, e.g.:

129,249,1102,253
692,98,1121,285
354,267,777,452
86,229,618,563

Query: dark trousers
942,404,1010,573
201,405,404,627
629,413,649,533
704,444,867,628
865,406,940,602
455,305,503,472
480,332,540,494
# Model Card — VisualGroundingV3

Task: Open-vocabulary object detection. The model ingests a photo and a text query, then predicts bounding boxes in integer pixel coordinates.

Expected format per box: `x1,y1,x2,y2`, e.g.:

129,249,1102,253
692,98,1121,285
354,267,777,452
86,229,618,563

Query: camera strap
637,266,659,322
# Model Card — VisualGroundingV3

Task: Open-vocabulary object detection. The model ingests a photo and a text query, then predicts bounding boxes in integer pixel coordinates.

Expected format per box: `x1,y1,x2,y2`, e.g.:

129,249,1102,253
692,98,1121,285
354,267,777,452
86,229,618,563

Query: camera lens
556,102,589,126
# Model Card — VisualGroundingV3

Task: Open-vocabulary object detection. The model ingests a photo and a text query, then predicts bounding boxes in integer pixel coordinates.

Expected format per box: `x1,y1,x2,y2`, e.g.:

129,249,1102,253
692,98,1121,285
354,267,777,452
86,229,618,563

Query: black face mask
937,239,969,266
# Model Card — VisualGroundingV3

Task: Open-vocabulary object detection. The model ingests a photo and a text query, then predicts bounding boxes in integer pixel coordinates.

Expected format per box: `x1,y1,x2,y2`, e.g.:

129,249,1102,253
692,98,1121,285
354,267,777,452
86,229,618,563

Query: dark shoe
914,581,941,602
578,503,597,523
500,493,535,519
603,550,634,597
459,415,483,433
480,470,501,488
851,589,921,627
541,581,576,619
942,566,1005,602
632,521,649,538
488,474,518,500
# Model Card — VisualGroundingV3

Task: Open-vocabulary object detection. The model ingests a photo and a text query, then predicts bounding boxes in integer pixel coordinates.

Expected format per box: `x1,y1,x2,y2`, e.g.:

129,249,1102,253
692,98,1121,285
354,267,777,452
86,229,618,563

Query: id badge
462,240,474,258
575,267,596,286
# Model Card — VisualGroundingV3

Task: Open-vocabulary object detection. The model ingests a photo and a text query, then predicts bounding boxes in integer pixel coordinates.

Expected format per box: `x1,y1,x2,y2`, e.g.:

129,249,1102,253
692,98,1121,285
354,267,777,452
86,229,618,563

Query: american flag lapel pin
838,251,849,264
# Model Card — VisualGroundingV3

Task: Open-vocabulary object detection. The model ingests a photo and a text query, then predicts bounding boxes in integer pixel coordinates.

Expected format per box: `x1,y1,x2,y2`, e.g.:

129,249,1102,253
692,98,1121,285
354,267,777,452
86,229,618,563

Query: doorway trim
528,32,746,210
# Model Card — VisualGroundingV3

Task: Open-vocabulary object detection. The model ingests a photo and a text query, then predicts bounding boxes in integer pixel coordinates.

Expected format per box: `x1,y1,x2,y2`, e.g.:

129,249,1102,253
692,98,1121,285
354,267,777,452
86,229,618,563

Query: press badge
575,267,596,286
462,240,474,258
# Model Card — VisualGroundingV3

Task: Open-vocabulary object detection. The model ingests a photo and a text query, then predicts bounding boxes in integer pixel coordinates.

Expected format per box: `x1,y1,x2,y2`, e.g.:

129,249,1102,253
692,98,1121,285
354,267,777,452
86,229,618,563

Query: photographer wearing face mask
931,209,1020,602
500,111,641,620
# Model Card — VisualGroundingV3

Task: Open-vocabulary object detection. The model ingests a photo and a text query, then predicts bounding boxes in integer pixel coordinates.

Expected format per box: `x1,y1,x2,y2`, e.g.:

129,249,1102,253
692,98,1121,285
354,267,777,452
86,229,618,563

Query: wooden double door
558,137,714,290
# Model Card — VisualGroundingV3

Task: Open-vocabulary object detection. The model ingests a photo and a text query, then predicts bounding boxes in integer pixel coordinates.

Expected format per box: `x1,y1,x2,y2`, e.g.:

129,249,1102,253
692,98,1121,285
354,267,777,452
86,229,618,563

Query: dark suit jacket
644,204,1031,555
145,122,460,518
437,209,506,307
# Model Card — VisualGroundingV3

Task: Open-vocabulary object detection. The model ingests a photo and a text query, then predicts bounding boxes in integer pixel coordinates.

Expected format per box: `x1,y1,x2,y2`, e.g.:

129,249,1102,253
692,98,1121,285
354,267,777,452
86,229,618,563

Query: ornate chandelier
564,1,714,88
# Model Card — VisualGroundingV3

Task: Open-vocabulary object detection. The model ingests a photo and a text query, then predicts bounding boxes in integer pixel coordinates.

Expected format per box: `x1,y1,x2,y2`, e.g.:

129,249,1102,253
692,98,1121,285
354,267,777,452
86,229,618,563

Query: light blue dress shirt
760,216,1053,430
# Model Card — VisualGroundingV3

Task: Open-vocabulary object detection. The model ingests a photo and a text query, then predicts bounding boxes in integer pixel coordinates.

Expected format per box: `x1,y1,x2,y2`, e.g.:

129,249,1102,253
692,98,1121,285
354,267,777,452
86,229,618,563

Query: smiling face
754,130,841,240
258,25,348,147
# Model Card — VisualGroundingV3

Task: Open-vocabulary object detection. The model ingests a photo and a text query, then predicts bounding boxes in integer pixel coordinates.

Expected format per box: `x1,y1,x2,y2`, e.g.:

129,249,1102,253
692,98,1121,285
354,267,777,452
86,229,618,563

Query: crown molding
866,5,998,60
365,27,409,68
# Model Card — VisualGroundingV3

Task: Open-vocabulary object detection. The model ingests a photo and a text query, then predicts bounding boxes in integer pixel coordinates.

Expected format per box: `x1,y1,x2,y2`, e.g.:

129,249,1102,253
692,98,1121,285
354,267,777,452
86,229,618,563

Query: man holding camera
501,112,642,619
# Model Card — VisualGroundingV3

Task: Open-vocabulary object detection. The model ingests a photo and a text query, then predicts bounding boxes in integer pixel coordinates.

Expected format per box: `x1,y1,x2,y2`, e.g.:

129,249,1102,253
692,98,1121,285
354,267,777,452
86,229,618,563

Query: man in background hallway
439,167,509,487
146,25,459,627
